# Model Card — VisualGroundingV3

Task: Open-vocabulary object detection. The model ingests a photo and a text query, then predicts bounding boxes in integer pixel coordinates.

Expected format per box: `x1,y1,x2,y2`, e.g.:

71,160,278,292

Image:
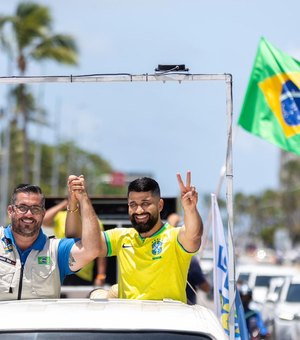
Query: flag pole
198,164,225,256
225,74,235,339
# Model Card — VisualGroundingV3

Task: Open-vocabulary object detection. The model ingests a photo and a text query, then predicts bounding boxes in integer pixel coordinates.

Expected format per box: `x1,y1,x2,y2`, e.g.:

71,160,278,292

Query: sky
1,0,300,200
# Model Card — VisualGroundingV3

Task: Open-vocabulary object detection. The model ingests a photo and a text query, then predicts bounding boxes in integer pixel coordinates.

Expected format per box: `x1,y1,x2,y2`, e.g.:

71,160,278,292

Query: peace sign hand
177,170,198,211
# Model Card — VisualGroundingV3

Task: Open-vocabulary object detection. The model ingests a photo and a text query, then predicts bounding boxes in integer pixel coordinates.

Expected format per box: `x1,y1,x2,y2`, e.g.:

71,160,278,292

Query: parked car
261,277,286,333
272,275,300,340
0,298,227,339
236,263,298,306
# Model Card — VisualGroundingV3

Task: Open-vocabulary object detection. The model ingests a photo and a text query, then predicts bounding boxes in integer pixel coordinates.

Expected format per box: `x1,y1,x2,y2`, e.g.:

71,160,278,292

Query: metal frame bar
0,71,235,339
0,73,229,84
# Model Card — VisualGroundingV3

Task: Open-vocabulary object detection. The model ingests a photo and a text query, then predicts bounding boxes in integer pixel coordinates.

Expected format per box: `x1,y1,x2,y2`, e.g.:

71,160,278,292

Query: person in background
66,171,203,303
43,199,107,286
167,212,211,304
186,255,211,304
239,285,270,339
166,213,182,229
0,176,100,300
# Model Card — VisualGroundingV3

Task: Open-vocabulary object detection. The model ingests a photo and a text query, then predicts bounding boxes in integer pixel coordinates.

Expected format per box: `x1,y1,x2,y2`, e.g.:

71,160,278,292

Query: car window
255,275,282,287
286,284,300,302
238,273,250,284
0,331,213,339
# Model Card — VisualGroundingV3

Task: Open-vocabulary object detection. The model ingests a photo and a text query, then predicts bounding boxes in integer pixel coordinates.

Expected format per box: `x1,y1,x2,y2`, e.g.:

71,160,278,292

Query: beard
11,216,42,238
130,212,159,234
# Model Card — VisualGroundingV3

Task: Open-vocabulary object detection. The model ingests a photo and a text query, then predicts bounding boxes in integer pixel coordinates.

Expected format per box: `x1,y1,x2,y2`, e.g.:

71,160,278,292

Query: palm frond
31,34,78,64
16,2,51,26
15,2,51,48
0,16,17,54
0,15,16,28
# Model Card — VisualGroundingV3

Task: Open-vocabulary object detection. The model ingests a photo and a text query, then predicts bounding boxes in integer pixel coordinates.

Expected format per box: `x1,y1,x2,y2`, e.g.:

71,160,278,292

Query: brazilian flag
238,37,300,155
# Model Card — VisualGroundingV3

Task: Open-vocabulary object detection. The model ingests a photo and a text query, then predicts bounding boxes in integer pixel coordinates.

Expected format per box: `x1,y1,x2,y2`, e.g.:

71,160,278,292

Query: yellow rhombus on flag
238,37,300,155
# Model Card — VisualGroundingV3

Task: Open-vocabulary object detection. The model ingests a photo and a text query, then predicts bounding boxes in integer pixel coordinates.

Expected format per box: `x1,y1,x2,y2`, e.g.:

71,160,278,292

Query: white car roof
289,275,300,284
0,298,226,340
237,264,298,275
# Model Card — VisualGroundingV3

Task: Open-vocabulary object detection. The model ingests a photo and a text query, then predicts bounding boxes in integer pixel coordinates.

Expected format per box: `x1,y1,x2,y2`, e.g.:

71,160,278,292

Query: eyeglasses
13,204,45,215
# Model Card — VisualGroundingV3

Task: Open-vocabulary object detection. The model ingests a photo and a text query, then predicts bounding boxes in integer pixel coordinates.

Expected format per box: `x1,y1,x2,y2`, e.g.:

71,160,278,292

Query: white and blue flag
211,193,248,340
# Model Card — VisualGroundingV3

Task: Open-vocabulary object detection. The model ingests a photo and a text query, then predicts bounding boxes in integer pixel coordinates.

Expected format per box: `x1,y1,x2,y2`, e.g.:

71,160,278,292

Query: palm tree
0,2,78,182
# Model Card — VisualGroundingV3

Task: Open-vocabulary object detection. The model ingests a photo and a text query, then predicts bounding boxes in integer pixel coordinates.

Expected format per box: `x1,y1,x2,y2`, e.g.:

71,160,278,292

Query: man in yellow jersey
67,171,203,303
43,199,106,286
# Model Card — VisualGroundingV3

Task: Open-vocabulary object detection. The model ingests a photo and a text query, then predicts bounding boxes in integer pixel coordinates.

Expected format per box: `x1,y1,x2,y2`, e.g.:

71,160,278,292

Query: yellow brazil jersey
104,224,195,303
53,211,104,282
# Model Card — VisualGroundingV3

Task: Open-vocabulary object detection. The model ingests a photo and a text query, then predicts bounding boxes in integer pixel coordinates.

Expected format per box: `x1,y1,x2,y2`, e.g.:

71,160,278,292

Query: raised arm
65,185,82,238
43,199,68,227
177,171,203,253
67,175,104,272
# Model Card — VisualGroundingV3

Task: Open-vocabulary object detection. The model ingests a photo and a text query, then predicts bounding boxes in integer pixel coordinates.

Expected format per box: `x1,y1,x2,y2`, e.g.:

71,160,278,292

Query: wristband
66,204,79,213
96,274,106,280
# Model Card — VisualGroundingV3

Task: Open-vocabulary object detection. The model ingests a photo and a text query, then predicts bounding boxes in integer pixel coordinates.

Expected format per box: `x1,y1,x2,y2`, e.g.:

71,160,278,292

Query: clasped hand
68,175,87,203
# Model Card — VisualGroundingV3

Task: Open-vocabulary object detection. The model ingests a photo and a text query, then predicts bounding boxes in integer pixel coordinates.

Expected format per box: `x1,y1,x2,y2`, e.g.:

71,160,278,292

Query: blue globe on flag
280,80,300,126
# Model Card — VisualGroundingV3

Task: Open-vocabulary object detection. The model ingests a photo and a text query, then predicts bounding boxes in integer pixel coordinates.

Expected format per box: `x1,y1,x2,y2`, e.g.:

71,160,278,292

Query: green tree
280,159,300,242
39,141,119,196
234,190,282,247
0,2,78,182
1,126,126,225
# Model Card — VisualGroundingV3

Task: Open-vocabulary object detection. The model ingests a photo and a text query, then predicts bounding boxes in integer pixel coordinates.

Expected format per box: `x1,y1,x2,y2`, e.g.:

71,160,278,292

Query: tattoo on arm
68,254,77,268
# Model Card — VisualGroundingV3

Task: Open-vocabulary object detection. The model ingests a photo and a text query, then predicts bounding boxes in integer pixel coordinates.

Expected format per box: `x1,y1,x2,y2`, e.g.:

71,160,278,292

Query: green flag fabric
238,37,300,155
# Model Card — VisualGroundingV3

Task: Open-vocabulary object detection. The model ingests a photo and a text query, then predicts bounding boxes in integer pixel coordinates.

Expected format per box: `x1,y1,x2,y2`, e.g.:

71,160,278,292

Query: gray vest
0,227,61,300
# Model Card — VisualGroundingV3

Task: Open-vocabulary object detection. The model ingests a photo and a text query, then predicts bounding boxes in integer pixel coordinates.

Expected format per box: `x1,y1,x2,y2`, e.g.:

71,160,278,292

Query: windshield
286,283,300,302
0,331,213,339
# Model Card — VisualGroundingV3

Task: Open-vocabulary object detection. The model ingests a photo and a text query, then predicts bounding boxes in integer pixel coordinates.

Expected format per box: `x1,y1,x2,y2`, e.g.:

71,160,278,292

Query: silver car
273,275,300,340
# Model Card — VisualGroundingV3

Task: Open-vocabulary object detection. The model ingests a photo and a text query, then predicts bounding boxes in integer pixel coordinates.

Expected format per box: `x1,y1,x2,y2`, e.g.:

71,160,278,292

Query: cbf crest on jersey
238,37,300,156
152,239,162,256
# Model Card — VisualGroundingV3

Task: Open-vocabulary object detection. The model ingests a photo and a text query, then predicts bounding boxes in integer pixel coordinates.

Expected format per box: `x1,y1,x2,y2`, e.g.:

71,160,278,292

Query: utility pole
0,105,11,223
51,98,61,196
33,84,46,185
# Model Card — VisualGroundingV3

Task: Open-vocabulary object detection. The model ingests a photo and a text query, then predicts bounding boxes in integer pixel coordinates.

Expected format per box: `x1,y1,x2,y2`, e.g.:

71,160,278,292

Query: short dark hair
127,177,161,198
11,184,45,206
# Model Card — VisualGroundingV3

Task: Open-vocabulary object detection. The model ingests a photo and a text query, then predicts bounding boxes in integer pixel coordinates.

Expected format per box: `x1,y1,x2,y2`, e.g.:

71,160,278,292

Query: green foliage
40,141,114,196
32,34,78,64
0,1,78,183
0,2,78,72
260,226,277,248
2,126,125,197
202,173,300,248
233,178,300,247
280,159,300,240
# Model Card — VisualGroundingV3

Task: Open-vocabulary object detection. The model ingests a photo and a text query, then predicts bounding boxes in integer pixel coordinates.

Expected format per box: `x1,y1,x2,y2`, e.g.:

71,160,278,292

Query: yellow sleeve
104,228,119,257
53,211,67,239
104,228,130,257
